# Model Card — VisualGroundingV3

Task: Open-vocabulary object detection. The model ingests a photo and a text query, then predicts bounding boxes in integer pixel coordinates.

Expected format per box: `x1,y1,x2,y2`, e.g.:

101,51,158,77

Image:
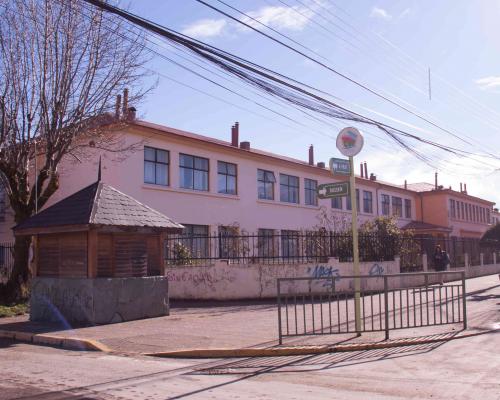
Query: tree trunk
0,235,31,303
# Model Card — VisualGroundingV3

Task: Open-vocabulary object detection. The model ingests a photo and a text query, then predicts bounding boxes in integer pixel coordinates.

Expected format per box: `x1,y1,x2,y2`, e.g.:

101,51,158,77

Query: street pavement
0,274,498,354
1,324,499,399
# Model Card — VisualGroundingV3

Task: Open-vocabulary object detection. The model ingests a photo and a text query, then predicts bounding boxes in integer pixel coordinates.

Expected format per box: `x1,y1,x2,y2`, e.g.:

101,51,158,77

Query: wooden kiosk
14,180,183,325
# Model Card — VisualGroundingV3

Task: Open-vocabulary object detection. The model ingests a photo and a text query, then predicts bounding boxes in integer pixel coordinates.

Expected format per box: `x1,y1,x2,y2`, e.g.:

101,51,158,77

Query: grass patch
0,302,29,318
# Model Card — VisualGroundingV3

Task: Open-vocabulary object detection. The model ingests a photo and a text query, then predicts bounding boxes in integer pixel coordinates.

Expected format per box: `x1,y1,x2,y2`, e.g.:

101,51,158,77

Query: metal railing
0,242,14,283
277,271,466,344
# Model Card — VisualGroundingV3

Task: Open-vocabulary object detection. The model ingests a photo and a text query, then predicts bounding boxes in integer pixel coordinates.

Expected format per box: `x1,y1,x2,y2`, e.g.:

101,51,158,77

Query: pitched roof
14,181,183,233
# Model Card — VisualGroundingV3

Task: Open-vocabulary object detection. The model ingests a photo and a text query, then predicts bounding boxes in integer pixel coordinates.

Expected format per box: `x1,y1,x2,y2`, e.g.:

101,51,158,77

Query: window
381,194,390,216
363,191,373,214
217,161,237,195
405,199,412,219
304,179,318,206
346,189,359,211
281,230,299,257
219,226,239,259
258,229,276,258
280,174,299,204
144,146,169,186
461,202,465,220
450,199,456,219
392,196,403,217
331,197,342,209
257,169,276,200
179,224,209,258
180,154,209,191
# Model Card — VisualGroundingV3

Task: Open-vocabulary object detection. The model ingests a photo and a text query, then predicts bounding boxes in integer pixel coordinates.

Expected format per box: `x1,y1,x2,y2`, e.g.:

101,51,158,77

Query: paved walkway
0,274,498,354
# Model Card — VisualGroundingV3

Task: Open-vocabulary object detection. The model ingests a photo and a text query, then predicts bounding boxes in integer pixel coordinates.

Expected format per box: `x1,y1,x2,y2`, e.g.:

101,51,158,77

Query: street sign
317,182,350,199
336,127,364,157
329,157,350,175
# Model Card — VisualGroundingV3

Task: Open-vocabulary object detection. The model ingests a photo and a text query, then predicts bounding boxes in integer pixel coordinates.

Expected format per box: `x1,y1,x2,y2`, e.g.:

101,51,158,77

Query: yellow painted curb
0,329,110,352
145,346,329,358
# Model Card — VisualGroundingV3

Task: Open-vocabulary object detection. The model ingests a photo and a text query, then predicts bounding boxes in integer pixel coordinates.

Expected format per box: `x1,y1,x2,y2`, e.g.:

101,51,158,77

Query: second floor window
304,179,318,206
144,146,169,186
392,196,403,217
257,169,276,200
217,161,237,195
180,154,209,191
280,174,299,204
405,199,412,218
381,194,390,216
450,199,456,219
331,197,342,209
363,191,373,214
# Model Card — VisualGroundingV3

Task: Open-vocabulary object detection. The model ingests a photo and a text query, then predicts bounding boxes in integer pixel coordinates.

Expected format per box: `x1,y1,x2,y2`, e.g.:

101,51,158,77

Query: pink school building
0,118,496,243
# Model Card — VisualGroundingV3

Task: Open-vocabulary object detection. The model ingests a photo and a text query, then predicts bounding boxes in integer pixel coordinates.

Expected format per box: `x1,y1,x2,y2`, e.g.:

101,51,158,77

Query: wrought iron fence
0,242,14,283
165,232,500,267
277,271,467,344
165,232,406,265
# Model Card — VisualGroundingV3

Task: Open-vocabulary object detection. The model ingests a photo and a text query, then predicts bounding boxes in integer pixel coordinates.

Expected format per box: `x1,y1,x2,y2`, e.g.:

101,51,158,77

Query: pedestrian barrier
277,271,466,344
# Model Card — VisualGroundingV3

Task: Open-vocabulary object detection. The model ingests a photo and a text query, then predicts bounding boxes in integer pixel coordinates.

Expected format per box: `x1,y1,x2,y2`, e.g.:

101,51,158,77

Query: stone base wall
30,276,169,325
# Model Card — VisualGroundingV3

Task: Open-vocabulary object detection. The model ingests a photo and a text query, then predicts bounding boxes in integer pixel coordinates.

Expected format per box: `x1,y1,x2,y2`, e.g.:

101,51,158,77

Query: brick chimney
231,122,239,147
364,162,368,180
360,163,364,178
240,141,250,150
308,145,314,166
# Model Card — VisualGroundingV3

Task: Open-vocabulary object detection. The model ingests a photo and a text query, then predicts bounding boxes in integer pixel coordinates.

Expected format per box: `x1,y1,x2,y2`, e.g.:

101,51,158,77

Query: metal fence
277,271,466,344
165,232,500,267
165,232,406,265
0,242,14,283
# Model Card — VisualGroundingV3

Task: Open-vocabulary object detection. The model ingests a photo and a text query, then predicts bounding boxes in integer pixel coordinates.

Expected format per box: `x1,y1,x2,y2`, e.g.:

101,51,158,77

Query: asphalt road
1,327,499,400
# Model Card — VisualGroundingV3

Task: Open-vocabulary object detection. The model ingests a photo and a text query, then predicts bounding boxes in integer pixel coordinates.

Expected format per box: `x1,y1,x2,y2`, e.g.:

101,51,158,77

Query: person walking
433,245,448,285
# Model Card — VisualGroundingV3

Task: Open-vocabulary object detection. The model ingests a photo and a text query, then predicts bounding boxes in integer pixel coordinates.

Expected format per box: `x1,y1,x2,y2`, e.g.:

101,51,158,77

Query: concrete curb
0,329,111,352
145,329,500,359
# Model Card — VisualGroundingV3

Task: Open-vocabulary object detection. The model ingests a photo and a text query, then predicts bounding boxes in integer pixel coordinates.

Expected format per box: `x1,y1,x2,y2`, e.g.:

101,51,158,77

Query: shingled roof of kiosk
14,181,184,235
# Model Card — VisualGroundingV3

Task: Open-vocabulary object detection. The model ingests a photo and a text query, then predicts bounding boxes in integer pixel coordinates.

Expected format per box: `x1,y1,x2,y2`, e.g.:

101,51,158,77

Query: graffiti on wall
368,263,385,276
307,265,341,288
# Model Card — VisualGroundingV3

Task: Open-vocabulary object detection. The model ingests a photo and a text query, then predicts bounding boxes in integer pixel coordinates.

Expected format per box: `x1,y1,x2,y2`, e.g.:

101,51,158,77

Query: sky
123,0,500,206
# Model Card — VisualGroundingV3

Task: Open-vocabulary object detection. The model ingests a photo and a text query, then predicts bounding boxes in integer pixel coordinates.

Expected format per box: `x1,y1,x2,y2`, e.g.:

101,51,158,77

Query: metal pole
349,156,361,334
384,275,389,340
34,139,38,214
461,271,467,329
277,279,283,345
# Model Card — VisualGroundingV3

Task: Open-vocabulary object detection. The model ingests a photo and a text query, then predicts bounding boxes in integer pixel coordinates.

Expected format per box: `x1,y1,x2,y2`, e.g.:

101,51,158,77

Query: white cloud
370,6,392,20
241,5,313,31
181,19,227,39
475,76,500,91
399,8,411,18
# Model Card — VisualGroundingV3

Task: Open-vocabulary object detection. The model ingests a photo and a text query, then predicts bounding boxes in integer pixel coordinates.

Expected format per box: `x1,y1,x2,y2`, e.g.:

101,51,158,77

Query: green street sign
317,182,350,199
329,157,350,175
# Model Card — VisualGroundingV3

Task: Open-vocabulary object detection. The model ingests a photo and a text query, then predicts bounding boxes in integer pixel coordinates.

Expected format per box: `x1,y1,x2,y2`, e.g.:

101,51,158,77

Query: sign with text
329,157,350,175
317,182,350,199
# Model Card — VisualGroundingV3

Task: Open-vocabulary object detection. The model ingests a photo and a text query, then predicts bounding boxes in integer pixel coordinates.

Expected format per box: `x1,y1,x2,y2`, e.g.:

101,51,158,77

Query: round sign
336,127,364,157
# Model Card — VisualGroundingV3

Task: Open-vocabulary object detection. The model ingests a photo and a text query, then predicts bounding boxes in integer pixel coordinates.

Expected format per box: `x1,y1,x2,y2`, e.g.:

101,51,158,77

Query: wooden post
32,235,39,277
159,232,166,276
87,229,98,278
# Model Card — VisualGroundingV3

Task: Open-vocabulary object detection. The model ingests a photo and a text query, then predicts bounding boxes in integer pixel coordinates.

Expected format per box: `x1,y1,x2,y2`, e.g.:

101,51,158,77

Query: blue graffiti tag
369,263,385,276
307,265,341,288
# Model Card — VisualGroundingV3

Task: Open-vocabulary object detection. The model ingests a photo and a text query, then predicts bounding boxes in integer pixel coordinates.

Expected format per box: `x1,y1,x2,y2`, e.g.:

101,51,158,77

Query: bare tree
0,0,150,301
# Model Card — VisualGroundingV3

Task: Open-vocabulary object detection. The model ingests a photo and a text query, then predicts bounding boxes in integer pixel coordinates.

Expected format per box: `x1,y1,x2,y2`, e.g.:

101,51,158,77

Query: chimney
364,162,368,180
404,180,407,190
240,141,250,150
360,163,364,178
460,182,463,192
464,183,467,194
231,123,239,147
115,94,121,119
369,173,376,181
308,145,314,166
122,88,129,117
126,107,136,121
434,172,438,189
317,161,325,168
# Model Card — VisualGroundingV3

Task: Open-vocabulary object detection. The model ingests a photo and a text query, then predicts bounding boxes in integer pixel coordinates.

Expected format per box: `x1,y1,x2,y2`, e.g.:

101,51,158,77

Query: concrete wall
165,258,399,300
30,276,169,325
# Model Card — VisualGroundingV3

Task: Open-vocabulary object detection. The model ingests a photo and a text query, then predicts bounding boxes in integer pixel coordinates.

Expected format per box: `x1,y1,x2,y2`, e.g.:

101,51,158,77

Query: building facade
0,119,497,243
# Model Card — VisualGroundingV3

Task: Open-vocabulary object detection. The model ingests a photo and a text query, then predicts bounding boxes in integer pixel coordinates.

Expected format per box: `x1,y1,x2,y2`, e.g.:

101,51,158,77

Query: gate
277,271,466,345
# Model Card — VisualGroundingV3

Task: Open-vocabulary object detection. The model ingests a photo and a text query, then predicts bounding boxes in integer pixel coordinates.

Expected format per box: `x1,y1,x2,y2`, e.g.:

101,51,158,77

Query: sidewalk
0,274,498,355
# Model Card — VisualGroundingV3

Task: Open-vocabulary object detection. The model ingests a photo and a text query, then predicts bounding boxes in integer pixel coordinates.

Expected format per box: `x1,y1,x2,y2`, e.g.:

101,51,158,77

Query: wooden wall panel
38,235,60,277
147,234,161,276
37,233,87,277
97,233,113,277
113,235,148,278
